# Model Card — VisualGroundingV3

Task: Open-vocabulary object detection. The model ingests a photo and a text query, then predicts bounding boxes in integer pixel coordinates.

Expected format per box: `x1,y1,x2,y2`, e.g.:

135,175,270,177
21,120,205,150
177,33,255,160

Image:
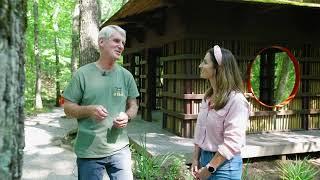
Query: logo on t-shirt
113,87,123,96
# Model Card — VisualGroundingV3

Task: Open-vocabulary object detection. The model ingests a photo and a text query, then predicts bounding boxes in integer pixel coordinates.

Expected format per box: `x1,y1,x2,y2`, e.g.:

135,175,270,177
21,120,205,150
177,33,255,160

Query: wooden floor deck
128,111,320,163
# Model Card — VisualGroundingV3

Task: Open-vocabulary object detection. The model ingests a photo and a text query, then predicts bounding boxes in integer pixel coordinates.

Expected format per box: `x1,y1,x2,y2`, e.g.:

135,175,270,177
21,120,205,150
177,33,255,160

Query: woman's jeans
76,146,133,180
199,149,242,180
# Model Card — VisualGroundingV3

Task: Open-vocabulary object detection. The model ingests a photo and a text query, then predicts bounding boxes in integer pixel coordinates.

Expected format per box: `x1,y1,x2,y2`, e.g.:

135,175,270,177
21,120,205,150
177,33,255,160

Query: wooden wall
122,1,320,137
159,40,320,137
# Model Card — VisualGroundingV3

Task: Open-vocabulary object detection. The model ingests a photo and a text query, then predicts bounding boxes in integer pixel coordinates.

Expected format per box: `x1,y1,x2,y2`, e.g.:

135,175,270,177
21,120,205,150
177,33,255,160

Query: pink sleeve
217,96,249,160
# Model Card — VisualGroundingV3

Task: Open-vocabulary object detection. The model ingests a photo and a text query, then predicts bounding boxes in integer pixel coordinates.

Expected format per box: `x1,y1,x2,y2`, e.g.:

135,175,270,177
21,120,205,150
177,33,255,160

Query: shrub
277,158,319,180
131,134,192,179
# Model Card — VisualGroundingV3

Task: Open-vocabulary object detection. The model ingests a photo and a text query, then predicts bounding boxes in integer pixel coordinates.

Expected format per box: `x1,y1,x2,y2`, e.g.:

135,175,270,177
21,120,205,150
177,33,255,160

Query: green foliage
132,134,192,179
242,161,250,180
250,56,261,98
250,52,295,103
277,158,319,180
25,0,126,115
99,0,126,22
24,106,54,117
25,0,74,114
274,52,295,103
132,134,169,179
242,160,264,180
162,155,193,180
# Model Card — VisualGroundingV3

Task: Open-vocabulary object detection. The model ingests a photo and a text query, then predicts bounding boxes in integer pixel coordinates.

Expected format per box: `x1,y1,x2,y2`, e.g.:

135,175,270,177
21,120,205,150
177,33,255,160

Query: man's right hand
89,105,108,121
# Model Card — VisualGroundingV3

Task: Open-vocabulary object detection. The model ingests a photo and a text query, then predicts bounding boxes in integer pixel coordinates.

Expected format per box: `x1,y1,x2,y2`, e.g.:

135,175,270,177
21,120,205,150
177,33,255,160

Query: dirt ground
244,153,320,180
245,160,279,179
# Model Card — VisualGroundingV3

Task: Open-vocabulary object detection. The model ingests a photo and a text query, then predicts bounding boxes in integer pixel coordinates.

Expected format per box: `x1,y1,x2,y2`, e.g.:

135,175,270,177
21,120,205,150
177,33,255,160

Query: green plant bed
131,134,320,180
130,134,192,180
131,150,192,179
278,158,319,180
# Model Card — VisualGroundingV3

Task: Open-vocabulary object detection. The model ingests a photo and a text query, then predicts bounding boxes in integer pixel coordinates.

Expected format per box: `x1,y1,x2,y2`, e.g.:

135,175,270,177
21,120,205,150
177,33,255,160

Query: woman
191,45,249,179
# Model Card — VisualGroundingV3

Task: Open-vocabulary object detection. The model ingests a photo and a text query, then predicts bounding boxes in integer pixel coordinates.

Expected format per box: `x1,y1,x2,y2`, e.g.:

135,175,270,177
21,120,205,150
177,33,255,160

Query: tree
71,1,80,75
0,0,26,179
53,6,61,107
78,0,128,66
34,0,43,109
25,0,74,111
100,0,127,22
79,0,100,66
274,53,294,104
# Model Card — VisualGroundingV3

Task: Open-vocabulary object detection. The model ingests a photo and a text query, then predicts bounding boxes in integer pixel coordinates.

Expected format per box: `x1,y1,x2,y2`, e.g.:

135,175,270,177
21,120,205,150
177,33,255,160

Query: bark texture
79,0,100,66
0,0,26,179
34,0,43,109
71,2,80,75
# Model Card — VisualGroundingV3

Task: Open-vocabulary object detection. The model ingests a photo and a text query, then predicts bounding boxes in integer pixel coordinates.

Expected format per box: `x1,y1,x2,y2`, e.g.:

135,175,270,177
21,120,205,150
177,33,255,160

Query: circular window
247,46,300,108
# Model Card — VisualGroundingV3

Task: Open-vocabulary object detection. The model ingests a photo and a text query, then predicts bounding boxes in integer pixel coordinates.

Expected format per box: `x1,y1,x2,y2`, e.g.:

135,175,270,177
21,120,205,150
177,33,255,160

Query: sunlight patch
39,147,64,155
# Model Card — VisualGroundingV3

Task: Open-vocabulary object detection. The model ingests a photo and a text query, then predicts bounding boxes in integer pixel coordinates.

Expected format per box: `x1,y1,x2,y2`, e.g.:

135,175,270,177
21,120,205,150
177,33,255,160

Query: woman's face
199,52,214,79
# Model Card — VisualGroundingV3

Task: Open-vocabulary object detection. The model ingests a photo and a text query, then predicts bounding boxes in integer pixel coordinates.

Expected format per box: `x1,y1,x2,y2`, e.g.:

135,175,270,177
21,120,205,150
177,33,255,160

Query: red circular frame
247,46,301,108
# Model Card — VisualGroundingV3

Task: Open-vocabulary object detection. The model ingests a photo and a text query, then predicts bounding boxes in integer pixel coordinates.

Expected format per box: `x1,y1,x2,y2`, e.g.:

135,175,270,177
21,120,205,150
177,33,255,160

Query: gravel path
22,108,78,180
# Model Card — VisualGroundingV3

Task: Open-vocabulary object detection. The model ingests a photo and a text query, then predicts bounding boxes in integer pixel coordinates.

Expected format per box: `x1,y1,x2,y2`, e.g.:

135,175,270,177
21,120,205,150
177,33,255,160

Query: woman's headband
213,45,222,66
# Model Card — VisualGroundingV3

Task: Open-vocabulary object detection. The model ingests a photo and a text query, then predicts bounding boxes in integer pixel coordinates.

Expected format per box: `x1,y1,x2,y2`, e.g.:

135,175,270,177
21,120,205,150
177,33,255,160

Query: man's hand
113,112,129,128
89,105,108,121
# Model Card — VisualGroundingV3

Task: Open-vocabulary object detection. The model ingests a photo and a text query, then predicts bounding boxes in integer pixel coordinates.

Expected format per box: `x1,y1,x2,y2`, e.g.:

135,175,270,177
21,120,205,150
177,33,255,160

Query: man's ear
98,38,104,46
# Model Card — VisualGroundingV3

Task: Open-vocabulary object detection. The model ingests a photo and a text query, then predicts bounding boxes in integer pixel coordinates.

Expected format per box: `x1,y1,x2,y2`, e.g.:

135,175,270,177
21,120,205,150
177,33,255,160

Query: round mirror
247,46,300,108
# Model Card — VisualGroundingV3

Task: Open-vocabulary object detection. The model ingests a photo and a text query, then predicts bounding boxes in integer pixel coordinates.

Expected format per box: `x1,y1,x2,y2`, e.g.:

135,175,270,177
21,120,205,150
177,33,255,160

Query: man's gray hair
98,25,126,41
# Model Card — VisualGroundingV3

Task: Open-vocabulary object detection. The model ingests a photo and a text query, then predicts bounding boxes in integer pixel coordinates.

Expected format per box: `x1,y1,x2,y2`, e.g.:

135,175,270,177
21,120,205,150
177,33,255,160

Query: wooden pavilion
101,0,320,138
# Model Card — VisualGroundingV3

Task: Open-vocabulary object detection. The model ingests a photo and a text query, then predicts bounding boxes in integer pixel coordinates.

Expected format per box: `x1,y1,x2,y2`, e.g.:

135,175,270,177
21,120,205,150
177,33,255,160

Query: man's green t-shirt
63,63,139,158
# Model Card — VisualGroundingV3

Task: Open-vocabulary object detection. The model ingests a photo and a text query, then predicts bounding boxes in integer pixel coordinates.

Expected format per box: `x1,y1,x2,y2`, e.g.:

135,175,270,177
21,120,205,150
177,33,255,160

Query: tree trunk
79,0,100,66
54,35,61,107
71,2,80,75
0,0,26,179
34,0,43,109
274,55,291,104
53,6,61,107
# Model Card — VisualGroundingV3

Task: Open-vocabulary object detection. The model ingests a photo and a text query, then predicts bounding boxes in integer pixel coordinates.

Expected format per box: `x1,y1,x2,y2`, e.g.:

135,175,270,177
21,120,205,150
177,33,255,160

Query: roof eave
101,0,320,27
220,0,320,8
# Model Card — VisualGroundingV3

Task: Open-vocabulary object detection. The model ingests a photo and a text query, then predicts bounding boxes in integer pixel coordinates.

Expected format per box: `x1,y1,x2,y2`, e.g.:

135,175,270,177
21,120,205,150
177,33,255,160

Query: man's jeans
77,146,133,180
199,149,242,180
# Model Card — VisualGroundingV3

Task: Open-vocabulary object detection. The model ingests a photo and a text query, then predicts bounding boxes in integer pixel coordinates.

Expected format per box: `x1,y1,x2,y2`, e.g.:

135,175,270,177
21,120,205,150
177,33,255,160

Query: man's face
99,31,125,60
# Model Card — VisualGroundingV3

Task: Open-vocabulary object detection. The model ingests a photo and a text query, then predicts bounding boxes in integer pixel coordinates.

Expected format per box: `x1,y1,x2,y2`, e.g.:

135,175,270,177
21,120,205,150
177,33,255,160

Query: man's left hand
113,112,129,128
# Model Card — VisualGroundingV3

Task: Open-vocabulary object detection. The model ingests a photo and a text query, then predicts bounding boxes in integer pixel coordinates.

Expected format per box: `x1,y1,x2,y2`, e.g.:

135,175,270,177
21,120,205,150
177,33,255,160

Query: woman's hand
191,159,199,179
197,166,211,180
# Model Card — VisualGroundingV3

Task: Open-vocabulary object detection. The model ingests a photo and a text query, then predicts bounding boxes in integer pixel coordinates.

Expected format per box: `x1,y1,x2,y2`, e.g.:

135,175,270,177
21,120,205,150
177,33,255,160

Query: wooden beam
161,109,198,120
249,109,320,116
162,92,204,99
163,74,199,79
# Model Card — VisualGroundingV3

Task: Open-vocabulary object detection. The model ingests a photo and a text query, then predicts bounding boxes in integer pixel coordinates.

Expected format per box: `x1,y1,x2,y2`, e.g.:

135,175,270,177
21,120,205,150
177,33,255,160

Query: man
63,25,139,180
